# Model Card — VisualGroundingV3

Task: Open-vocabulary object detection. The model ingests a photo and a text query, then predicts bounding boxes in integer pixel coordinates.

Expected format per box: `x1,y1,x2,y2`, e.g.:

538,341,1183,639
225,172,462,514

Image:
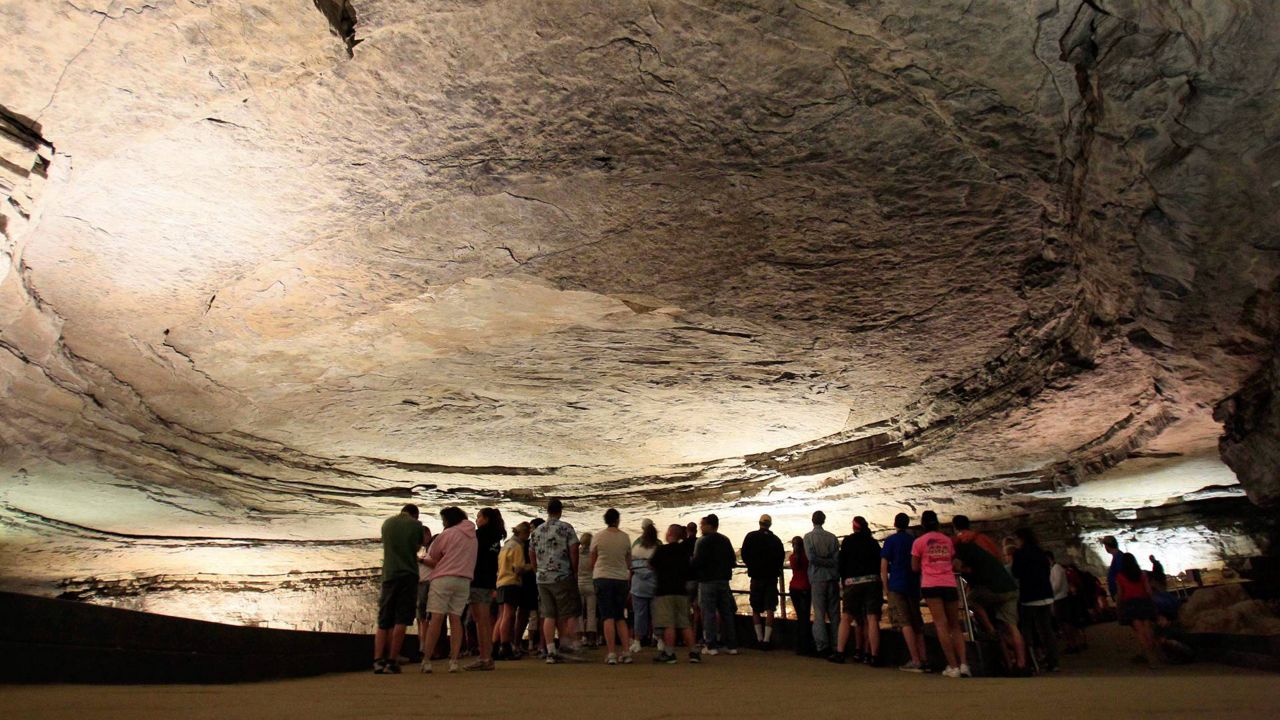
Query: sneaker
629,639,641,654
621,654,634,664
942,666,961,678
703,646,719,656
546,653,563,664
689,651,702,664
827,652,846,664
463,659,495,672
867,654,883,667
653,651,676,664
448,661,460,673
725,648,739,656
385,662,401,674
899,661,925,673
959,663,972,678
606,653,618,665
373,659,389,674
419,661,432,674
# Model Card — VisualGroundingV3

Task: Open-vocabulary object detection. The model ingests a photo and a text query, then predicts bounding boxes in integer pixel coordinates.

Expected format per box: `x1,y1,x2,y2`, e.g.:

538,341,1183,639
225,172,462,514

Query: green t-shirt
955,541,1017,594
381,512,424,582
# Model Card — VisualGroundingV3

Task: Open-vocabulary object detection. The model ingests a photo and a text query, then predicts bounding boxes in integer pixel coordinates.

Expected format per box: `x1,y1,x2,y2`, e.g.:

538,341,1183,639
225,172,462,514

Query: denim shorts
594,578,629,621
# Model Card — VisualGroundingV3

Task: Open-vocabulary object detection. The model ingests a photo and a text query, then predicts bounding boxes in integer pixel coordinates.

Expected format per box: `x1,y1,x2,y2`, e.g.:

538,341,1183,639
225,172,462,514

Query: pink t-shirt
911,531,957,588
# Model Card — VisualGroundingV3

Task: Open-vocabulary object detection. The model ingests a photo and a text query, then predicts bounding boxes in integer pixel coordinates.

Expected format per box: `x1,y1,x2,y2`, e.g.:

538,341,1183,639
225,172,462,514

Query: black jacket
741,528,785,579
838,530,881,579
692,531,736,582
651,542,693,596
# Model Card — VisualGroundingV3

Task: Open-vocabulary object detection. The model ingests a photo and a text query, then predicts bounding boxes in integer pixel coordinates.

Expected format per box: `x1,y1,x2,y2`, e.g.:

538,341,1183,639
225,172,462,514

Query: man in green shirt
374,504,425,674
955,540,1028,674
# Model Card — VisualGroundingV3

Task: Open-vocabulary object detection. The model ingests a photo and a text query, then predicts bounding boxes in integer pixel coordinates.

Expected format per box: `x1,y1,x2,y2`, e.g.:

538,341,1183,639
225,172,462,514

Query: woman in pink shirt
419,506,478,674
911,510,968,677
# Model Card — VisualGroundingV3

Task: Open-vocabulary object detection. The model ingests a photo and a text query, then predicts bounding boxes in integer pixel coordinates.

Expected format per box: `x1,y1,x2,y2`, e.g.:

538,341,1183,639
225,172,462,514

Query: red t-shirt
1116,571,1151,602
789,550,811,591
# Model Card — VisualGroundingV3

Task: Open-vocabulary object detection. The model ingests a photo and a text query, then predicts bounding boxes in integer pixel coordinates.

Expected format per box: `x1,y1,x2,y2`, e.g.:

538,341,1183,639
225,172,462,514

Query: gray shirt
803,526,839,582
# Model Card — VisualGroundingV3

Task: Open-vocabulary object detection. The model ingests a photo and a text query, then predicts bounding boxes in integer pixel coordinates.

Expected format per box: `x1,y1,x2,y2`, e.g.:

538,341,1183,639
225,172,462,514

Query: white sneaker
448,661,459,674
959,663,972,677
703,646,719,656
621,654,634,664
629,640,641,654
942,666,961,678
725,648,739,656
606,653,618,665
419,661,432,674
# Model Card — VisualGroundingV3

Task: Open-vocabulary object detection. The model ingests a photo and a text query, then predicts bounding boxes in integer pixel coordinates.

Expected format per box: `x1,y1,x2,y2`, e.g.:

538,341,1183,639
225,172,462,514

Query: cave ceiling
1,0,1278,601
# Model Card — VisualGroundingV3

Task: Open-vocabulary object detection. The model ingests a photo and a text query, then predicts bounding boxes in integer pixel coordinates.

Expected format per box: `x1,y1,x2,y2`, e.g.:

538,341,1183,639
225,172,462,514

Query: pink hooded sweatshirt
427,519,477,581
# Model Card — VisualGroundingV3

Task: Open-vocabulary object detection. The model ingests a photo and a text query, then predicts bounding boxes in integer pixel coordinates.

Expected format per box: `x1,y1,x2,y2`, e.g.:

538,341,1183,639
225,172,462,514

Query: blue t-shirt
880,530,920,595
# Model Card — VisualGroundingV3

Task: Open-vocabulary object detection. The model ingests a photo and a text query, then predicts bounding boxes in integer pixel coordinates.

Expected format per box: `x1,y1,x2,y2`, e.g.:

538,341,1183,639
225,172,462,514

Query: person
1102,535,1123,600
521,517,545,655
495,521,530,660
374,504,424,674
414,525,435,662
692,513,739,655
529,498,582,663
1062,562,1090,651
912,510,968,678
1049,551,1083,653
630,520,660,652
740,514,785,649
880,512,926,672
803,510,840,657
419,506,477,674
462,507,503,671
789,536,815,656
955,537,1027,674
1149,555,1166,587
1011,528,1059,673
832,516,883,665
577,531,598,648
1115,552,1160,666
590,508,634,665
651,524,702,664
683,521,702,638
953,515,1002,559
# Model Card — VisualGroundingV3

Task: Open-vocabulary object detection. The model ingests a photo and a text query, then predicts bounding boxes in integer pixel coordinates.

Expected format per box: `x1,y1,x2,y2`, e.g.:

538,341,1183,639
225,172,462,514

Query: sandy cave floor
2,625,1277,720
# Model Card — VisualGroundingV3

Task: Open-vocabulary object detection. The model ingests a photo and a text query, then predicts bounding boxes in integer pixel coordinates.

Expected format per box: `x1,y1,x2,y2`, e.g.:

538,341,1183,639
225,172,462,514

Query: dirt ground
3,624,1276,720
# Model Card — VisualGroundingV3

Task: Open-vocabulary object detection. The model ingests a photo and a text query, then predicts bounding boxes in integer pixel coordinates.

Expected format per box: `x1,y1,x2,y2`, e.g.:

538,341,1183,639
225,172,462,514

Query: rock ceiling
0,0,1277,610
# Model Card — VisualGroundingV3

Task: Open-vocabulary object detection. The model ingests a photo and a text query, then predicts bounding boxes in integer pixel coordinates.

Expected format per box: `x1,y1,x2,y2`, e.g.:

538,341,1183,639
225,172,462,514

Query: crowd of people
371,499,1179,676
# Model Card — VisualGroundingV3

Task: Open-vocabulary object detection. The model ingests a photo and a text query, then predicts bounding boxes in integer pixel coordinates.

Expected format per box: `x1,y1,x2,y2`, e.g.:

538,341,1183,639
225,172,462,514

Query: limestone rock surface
0,0,1277,626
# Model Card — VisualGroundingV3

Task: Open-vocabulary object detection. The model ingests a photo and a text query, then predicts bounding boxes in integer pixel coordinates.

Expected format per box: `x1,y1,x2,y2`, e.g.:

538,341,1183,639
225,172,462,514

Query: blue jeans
699,581,737,649
811,578,839,652
633,595,654,640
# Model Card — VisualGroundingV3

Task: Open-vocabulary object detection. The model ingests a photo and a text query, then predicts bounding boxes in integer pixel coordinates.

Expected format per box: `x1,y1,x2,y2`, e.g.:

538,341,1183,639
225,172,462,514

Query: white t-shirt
591,528,632,580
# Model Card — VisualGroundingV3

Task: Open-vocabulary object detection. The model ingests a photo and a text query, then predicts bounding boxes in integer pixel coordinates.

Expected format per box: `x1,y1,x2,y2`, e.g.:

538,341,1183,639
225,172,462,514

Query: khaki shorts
969,586,1019,628
653,595,692,630
468,586,494,605
887,591,923,630
427,575,470,616
537,578,582,620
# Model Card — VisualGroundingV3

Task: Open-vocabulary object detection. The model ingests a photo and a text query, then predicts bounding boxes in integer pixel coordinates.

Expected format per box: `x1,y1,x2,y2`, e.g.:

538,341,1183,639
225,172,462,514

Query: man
1101,535,1123,601
880,512,926,672
590,508,634,665
419,506,477,674
955,538,1028,674
953,515,1002,559
529,498,582,663
692,513,738,655
740,514,785,649
464,508,503,671
683,521,702,638
803,510,840,657
651,524,702,664
374,504,424,674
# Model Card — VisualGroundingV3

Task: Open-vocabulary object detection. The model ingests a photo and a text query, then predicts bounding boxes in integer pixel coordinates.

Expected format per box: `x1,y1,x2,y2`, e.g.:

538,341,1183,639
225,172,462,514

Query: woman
419,506,477,674
1011,527,1059,673
463,507,504,671
789,536,814,656
494,521,530,660
911,510,968,677
591,508,635,664
1116,552,1160,667
630,520,660,652
577,531,598,647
